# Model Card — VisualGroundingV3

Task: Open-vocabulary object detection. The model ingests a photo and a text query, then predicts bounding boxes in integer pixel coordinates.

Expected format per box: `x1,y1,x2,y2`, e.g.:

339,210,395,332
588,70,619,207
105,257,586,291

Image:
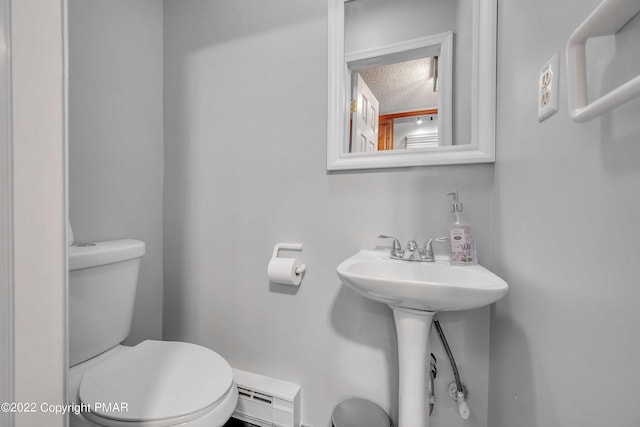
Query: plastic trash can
331,398,392,427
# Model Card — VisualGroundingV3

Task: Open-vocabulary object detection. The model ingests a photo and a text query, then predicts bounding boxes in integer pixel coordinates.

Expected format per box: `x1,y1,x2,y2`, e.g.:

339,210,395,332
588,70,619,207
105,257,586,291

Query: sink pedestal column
391,307,435,427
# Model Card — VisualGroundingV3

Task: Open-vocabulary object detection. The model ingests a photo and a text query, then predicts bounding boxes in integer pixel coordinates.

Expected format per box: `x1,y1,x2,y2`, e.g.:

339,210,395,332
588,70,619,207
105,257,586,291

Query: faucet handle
421,236,449,261
378,235,404,258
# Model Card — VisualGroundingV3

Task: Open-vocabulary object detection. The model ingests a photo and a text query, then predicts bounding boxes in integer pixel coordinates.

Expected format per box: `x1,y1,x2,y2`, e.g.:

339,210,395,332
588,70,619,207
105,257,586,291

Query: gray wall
488,0,640,426
68,0,164,344
163,1,494,426
344,0,456,51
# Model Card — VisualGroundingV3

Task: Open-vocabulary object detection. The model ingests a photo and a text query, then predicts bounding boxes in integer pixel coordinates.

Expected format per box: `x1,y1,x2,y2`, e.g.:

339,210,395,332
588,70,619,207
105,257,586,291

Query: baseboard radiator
232,368,301,427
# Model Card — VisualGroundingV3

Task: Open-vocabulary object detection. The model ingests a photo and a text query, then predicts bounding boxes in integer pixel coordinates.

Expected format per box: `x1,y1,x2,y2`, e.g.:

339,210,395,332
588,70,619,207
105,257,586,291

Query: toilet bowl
68,238,237,426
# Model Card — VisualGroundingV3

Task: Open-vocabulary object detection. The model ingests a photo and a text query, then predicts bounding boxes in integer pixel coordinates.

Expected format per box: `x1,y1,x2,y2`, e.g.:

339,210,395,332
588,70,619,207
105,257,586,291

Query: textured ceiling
357,57,438,115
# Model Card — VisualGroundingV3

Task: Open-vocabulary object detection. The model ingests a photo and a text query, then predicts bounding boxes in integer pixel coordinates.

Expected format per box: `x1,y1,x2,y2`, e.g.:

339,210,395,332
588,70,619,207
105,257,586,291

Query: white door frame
0,0,13,426
0,0,14,426
2,1,68,425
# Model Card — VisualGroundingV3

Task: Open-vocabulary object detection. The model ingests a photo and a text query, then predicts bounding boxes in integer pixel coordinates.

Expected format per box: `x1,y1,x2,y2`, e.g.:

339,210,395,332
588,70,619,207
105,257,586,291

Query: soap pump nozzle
447,191,463,213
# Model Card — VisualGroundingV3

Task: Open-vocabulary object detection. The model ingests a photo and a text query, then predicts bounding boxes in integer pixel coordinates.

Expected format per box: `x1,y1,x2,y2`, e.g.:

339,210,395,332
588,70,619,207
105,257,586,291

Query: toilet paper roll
267,258,305,286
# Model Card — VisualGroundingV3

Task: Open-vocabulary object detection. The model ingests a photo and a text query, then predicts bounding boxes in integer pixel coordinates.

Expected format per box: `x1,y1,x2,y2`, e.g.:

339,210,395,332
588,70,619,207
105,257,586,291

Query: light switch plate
538,53,560,122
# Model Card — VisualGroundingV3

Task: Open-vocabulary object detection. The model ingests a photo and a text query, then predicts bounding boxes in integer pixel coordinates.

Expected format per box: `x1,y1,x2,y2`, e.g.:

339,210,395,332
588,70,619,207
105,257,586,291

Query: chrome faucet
405,240,419,260
378,235,448,262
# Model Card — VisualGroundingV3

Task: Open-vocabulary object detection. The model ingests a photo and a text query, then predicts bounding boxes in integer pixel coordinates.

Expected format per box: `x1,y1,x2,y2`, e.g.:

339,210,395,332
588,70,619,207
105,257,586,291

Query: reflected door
351,73,379,152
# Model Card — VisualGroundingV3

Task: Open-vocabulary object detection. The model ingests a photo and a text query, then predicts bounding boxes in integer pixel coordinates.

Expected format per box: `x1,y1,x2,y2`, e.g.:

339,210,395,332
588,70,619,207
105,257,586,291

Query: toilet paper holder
271,243,306,276
270,243,307,284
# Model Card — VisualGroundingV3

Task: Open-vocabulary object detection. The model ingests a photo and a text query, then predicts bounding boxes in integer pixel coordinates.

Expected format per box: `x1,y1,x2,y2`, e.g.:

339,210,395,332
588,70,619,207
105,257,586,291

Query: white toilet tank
69,239,145,367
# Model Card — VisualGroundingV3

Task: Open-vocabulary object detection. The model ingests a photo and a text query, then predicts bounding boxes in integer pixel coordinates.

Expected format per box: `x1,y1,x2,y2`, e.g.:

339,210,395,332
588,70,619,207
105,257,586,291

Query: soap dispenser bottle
447,191,477,266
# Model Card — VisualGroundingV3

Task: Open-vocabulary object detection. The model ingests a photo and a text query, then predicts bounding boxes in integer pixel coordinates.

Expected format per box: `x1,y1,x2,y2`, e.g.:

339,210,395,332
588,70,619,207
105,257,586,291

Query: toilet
68,237,238,427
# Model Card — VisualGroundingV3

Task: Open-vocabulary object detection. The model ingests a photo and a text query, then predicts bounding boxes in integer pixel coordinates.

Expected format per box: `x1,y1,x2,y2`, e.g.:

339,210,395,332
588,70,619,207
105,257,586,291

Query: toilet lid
79,340,234,423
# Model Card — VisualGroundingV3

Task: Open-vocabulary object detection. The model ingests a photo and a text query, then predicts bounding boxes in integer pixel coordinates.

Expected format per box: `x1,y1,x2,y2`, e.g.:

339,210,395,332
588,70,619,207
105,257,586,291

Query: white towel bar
566,0,640,122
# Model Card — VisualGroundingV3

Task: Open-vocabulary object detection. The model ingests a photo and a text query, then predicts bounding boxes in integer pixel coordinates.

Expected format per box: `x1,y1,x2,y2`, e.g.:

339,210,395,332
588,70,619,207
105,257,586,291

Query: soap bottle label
450,226,474,264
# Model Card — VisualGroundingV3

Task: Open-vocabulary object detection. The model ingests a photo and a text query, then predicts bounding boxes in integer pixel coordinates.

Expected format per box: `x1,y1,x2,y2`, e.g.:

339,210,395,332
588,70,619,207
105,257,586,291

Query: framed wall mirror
327,0,497,171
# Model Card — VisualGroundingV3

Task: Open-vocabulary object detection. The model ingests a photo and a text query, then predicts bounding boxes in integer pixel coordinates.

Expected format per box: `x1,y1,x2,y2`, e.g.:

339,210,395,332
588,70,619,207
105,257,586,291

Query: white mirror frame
327,0,497,171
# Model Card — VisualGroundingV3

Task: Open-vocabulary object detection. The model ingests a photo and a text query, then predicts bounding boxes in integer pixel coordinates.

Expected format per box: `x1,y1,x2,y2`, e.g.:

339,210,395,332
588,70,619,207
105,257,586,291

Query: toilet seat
78,340,235,426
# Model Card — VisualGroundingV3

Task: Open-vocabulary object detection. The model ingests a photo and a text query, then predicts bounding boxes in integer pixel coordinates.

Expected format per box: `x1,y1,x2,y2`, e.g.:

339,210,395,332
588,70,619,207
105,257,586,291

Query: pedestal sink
337,250,508,427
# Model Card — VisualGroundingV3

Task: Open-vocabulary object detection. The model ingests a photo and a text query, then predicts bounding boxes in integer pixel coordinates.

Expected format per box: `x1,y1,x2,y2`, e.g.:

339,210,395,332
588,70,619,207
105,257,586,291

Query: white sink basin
337,250,508,312
336,249,508,427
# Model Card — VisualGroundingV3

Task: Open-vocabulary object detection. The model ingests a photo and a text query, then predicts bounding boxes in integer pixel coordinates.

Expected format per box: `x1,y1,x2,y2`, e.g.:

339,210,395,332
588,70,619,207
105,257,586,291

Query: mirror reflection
347,45,446,152
344,0,468,153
